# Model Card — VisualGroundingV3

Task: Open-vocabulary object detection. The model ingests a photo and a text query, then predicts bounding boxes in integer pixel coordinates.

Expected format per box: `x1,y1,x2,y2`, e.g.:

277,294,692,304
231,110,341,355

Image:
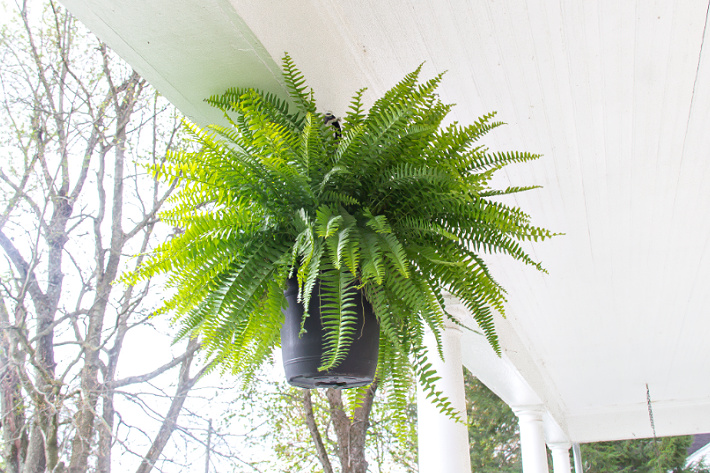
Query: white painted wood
549,443,572,473
515,406,551,473
57,0,288,125
417,324,471,473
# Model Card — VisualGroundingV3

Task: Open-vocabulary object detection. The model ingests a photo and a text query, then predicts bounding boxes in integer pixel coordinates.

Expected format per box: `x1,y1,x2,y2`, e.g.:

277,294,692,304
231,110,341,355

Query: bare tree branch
111,345,200,389
303,389,334,473
0,230,47,308
135,338,201,473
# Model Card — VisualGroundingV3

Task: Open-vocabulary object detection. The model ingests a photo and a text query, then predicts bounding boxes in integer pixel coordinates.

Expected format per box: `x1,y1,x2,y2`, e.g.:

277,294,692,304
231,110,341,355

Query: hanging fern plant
125,54,555,416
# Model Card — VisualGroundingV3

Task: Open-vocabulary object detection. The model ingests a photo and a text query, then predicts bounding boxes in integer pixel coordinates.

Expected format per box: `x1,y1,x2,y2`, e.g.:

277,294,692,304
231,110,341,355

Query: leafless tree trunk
0,2,216,472
303,382,378,473
302,389,334,473
0,297,28,473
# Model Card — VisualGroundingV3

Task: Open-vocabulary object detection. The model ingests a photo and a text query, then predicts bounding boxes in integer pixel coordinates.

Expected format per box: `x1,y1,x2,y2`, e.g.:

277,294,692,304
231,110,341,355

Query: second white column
514,406,550,473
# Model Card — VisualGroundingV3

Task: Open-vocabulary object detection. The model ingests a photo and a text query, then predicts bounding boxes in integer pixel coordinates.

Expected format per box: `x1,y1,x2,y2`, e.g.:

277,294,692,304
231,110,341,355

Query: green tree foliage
581,436,703,473
464,369,521,472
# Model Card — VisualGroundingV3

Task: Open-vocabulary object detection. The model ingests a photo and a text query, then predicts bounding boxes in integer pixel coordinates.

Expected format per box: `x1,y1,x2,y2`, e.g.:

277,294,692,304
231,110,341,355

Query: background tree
0,2,242,471
464,368,521,472
226,371,417,473
580,436,708,473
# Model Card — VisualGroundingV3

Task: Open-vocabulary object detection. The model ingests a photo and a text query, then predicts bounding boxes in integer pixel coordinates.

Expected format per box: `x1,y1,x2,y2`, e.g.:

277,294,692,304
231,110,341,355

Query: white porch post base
514,406,550,473
417,324,471,473
549,442,572,473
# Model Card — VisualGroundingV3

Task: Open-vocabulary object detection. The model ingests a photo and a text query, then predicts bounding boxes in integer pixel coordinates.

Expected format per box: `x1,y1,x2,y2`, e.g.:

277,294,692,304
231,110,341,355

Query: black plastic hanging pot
281,276,379,389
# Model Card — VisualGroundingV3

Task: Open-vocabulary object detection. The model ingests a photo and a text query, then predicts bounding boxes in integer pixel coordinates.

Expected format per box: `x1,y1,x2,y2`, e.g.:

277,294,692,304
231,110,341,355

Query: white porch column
549,442,572,473
514,406,550,473
417,323,471,473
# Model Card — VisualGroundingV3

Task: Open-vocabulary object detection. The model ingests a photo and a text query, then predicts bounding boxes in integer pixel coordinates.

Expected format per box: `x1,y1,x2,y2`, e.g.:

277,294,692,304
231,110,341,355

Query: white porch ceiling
59,0,710,444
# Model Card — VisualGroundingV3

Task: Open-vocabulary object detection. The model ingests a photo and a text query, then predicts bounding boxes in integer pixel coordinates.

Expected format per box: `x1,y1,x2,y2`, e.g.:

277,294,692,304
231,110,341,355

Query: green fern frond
282,53,317,115
378,233,410,278
342,87,368,129
479,185,542,197
207,86,304,132
467,150,541,172
359,229,386,285
318,269,360,370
